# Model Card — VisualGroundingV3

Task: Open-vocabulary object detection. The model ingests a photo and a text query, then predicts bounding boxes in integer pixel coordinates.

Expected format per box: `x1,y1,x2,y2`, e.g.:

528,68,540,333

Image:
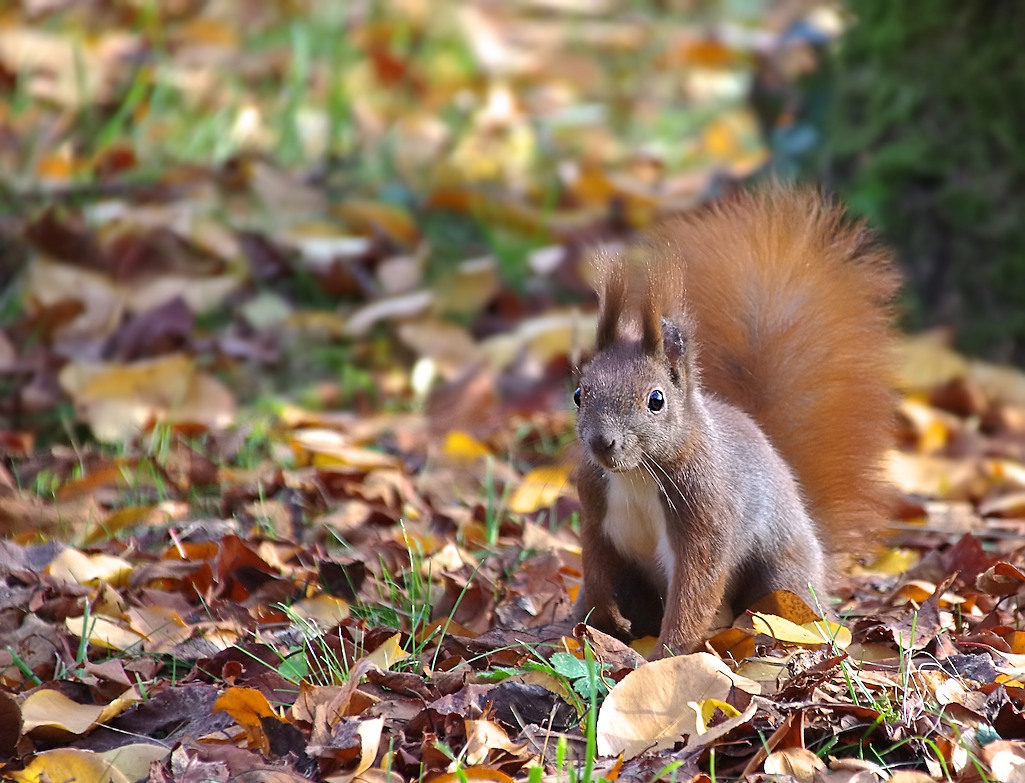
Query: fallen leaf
9,748,131,783
48,548,133,588
508,464,572,514
365,633,409,670
763,747,825,781
751,613,851,649
97,743,171,781
596,652,760,758
59,354,236,442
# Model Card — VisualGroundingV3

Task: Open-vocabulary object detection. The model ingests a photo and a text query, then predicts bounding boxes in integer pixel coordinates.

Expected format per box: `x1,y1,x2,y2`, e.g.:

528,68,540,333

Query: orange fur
646,187,899,556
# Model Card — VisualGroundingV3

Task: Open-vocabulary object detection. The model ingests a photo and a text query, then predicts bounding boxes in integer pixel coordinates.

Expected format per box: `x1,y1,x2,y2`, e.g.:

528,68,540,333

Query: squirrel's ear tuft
594,250,627,350
661,318,690,382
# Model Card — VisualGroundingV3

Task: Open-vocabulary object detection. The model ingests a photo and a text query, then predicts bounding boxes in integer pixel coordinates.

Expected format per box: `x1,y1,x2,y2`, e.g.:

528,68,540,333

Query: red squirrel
573,186,899,657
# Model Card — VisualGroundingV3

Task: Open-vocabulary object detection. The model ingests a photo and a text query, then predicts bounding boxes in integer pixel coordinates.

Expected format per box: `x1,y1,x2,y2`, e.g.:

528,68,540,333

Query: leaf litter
1,1,1025,781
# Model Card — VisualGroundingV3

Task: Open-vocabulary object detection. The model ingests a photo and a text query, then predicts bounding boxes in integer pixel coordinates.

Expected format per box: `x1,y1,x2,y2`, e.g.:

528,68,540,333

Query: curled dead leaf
977,562,1025,597
596,652,760,758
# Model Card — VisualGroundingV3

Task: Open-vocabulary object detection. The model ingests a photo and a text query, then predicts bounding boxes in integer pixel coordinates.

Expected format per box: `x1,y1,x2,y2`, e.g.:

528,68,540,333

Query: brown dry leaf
596,652,760,758
345,290,434,337
887,773,938,783
332,199,420,247
763,747,825,781
431,257,502,318
979,492,1025,519
0,690,21,757
319,716,384,783
129,273,240,318
23,257,124,342
706,627,756,662
983,741,1025,783
0,493,108,539
462,719,528,766
970,361,1025,409
977,562,1025,597
429,768,517,783
890,580,965,609
83,504,173,545
0,26,138,108
984,459,1025,492
9,748,132,783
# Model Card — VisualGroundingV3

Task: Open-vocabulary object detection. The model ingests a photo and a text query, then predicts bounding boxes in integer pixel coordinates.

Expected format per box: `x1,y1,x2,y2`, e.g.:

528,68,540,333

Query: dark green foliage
819,1,1025,358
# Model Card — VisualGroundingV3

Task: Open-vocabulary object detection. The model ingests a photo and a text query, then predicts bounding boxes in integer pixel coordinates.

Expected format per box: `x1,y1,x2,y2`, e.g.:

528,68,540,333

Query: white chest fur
602,470,674,592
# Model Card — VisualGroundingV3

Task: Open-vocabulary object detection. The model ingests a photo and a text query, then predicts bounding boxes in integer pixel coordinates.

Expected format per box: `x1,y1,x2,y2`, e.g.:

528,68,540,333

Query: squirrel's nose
589,433,617,460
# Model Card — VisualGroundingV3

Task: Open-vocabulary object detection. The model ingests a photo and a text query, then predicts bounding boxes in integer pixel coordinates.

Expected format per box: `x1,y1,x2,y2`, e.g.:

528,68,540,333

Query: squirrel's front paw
580,605,634,642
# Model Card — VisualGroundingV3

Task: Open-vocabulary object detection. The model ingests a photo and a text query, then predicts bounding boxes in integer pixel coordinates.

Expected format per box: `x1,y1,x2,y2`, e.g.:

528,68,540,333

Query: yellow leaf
95,687,144,724
83,505,156,545
58,354,236,442
10,748,131,783
365,633,408,670
509,465,571,514
67,614,144,652
751,613,851,648
333,199,420,246
868,547,919,575
21,690,105,734
442,430,491,462
628,635,658,659
751,613,824,646
693,698,740,734
48,548,133,588
291,594,351,626
214,686,276,730
803,620,852,649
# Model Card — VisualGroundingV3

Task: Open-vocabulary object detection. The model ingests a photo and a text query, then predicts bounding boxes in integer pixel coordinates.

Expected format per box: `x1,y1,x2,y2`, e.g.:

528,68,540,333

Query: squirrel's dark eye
573,387,582,408
647,389,665,412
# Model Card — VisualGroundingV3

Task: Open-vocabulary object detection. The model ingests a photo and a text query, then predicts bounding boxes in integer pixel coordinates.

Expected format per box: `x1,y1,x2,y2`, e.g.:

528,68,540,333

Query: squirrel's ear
661,318,690,382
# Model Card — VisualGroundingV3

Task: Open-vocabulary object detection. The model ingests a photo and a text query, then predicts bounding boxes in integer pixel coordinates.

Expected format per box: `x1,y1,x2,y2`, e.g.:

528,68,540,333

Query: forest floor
1,2,1025,782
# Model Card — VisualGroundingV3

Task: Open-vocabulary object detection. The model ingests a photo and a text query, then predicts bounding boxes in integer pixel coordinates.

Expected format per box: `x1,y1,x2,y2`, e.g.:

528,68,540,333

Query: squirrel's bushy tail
648,186,900,557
